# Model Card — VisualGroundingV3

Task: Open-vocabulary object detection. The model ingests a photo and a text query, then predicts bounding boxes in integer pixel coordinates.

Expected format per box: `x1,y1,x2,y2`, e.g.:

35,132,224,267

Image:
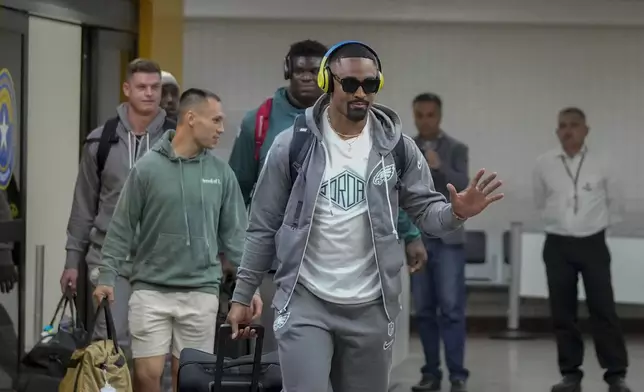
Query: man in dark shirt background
161,71,180,122
410,93,470,392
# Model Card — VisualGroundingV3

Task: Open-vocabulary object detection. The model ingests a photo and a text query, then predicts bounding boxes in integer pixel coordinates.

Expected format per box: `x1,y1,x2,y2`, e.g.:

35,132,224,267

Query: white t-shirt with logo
298,110,380,304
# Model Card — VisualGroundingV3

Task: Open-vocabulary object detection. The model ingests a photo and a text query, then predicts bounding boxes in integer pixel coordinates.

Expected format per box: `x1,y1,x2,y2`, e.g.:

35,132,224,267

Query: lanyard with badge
560,152,586,215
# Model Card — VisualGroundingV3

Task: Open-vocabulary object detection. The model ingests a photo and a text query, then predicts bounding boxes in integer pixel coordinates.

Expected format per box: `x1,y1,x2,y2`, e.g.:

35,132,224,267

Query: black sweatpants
543,230,628,383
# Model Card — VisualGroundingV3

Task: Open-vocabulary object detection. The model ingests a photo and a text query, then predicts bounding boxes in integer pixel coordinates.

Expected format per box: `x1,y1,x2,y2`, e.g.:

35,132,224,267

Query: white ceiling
184,0,644,26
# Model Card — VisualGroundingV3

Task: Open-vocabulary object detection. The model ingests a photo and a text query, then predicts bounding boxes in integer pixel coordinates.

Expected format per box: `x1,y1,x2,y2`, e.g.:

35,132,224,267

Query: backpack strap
392,134,407,179
254,98,274,161
93,117,120,180
289,114,315,187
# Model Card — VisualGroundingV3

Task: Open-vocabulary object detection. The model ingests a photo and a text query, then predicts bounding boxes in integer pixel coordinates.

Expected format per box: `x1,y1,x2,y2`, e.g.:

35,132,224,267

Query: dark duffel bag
15,373,62,392
177,324,281,392
15,291,88,391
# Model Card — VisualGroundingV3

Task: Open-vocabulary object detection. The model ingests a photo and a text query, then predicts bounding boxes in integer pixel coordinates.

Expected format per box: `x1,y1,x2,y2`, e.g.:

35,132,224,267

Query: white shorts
128,290,219,359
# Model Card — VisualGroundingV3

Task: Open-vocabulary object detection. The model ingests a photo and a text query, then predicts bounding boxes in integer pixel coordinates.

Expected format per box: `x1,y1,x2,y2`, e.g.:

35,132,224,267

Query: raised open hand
448,169,504,220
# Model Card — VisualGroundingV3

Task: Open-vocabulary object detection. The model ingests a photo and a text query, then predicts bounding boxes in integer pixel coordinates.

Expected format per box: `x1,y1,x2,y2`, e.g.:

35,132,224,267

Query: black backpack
85,116,176,181
287,114,407,186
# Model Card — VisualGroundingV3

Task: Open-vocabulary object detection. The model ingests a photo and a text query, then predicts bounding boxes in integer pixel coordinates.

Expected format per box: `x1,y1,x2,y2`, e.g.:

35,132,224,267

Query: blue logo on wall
0,68,16,190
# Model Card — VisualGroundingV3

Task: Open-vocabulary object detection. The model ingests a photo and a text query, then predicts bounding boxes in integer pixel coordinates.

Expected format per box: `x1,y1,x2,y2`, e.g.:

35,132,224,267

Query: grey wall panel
2,0,136,32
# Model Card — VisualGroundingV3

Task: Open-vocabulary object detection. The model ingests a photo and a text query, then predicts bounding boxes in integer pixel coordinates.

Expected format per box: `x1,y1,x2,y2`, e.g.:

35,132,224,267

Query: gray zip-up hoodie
65,103,169,272
232,95,464,321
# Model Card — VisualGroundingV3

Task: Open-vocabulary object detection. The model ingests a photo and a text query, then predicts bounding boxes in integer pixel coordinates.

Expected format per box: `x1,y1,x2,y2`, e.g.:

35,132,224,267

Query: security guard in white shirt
533,107,630,392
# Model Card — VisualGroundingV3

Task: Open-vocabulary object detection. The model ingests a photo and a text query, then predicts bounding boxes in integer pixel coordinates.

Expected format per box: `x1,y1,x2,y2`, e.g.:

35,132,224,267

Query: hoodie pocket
145,233,209,281
374,233,406,300
273,224,308,292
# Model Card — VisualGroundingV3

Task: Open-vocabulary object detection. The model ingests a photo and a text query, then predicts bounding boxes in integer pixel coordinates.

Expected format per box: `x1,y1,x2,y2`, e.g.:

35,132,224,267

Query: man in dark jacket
161,71,180,122
410,93,471,392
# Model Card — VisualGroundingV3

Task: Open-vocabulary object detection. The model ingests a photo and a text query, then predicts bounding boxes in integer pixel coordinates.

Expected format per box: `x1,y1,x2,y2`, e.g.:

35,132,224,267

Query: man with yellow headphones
228,40,429,354
228,41,504,392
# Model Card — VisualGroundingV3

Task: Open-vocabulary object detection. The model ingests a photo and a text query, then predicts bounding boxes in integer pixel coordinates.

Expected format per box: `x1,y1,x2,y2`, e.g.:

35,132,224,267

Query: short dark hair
413,93,443,109
329,43,378,67
559,107,586,120
178,88,221,117
126,58,161,80
287,40,327,59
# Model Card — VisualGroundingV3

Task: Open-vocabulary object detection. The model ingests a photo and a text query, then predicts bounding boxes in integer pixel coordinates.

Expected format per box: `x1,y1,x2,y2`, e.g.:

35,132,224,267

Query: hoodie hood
115,102,168,136
304,94,403,154
116,103,168,169
152,129,208,161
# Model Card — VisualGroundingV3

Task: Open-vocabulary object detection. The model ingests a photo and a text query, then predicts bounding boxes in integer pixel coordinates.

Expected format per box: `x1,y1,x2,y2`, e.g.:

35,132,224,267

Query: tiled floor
389,335,644,392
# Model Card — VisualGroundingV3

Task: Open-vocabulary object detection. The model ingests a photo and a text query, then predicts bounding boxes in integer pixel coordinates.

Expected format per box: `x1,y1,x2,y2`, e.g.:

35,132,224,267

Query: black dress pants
543,230,628,383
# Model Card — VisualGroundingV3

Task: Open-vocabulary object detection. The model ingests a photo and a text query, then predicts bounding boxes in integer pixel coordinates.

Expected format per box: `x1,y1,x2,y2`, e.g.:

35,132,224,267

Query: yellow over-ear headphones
317,40,384,94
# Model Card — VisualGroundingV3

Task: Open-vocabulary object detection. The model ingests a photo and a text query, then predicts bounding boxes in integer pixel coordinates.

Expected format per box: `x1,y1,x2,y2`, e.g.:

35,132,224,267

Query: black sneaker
608,378,631,392
450,380,468,392
411,375,441,392
551,376,582,392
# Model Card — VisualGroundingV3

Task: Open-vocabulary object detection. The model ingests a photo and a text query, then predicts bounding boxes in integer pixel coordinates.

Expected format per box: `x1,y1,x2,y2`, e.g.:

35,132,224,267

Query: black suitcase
177,324,281,392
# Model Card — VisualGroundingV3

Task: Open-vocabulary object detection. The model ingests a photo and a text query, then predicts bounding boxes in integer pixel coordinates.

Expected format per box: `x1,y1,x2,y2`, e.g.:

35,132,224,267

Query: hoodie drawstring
178,160,191,246
200,159,211,253
323,143,334,216
380,155,399,240
179,158,211,261
127,133,151,169
127,133,132,169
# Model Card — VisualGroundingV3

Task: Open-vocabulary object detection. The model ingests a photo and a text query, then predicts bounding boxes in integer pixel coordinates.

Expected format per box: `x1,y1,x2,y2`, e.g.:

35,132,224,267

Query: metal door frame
0,5,30,366
77,25,137,327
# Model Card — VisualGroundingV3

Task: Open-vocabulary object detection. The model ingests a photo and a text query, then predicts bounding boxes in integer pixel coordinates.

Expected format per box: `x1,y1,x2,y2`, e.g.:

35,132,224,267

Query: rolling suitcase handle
211,324,264,392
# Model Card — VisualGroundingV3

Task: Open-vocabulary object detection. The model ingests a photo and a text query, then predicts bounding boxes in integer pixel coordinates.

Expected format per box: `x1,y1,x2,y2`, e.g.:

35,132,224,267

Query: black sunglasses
332,73,380,94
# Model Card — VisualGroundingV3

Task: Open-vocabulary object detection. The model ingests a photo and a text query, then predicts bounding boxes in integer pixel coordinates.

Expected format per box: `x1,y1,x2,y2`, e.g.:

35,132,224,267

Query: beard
345,101,369,122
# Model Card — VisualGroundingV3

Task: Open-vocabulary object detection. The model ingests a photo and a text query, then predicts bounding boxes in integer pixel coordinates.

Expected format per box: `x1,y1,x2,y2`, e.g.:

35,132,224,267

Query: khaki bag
59,299,132,392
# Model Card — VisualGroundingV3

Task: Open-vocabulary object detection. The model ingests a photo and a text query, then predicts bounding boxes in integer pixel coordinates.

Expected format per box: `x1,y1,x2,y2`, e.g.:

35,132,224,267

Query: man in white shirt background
533,107,630,392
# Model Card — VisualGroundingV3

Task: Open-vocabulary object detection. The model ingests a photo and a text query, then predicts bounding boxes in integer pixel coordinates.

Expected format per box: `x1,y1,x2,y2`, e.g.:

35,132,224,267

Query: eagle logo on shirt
372,163,396,186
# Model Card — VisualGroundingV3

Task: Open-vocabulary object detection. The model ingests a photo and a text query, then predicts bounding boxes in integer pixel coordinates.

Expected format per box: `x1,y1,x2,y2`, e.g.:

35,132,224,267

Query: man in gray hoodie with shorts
227,41,504,392
59,58,174,360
